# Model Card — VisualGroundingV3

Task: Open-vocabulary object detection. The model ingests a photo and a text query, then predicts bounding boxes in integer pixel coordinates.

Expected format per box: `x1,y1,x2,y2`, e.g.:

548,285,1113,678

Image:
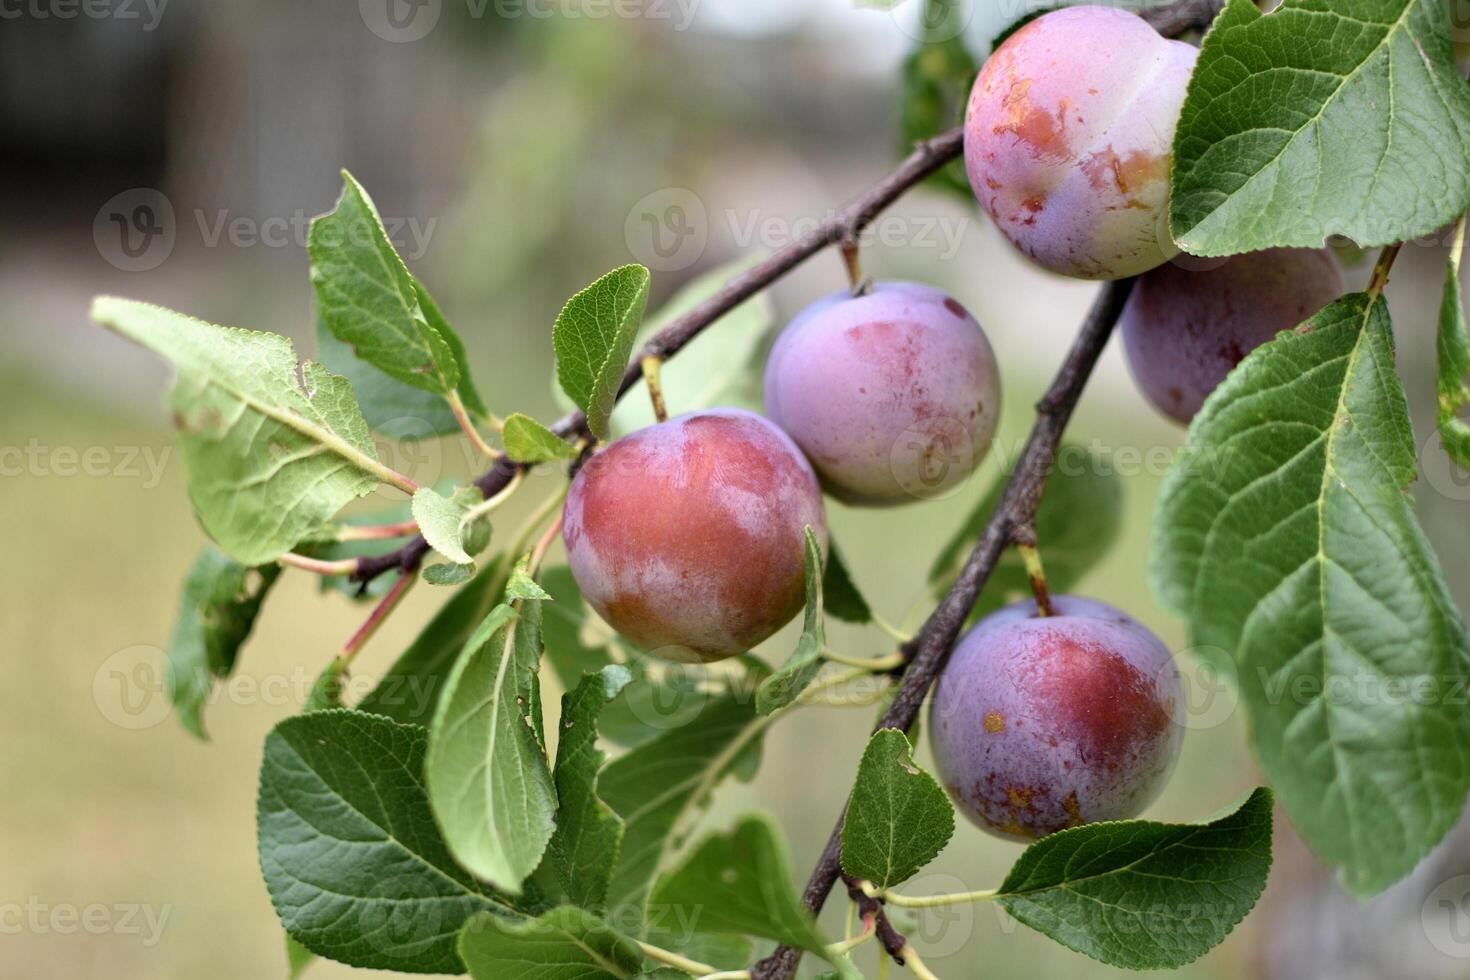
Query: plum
762,282,1001,506
964,6,1198,280
929,595,1182,841
1121,248,1345,424
561,408,826,663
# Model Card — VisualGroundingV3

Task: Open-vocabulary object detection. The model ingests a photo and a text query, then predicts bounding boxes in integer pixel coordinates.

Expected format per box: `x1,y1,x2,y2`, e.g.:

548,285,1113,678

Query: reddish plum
929,595,1182,840
562,408,826,663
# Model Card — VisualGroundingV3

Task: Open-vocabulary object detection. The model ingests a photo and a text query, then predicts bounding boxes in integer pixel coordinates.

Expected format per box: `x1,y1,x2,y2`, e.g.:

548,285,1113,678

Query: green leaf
506,558,554,602
756,527,826,715
840,729,953,889
540,566,624,690
257,710,512,974
649,816,856,979
1438,221,1470,470
930,444,1122,624
92,297,392,565
503,413,578,463
1170,0,1470,256
552,265,650,440
425,563,475,586
1152,292,1470,896
822,537,872,625
458,906,643,980
315,315,458,440
358,559,505,725
899,0,979,198
167,547,280,739
599,696,768,920
309,171,465,398
609,256,774,434
427,599,557,894
529,666,634,912
995,788,1274,969
413,486,489,567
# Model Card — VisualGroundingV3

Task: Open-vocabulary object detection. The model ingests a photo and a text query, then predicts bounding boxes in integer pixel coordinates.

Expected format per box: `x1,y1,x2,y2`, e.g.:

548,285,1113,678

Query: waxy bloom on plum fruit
562,408,826,663
965,6,1198,280
1121,248,1345,424
930,596,1183,841
763,282,1001,506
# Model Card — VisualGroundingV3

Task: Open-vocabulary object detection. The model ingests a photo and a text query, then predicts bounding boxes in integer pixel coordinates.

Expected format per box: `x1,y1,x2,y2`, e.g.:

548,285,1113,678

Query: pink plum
762,282,1001,506
964,6,1198,280
929,595,1183,841
561,408,826,663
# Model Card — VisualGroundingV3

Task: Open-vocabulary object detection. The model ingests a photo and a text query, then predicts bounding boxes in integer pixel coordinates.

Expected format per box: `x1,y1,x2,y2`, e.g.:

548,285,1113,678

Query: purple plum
964,6,1198,280
1121,247,1345,423
562,408,826,663
929,595,1183,841
762,282,1001,506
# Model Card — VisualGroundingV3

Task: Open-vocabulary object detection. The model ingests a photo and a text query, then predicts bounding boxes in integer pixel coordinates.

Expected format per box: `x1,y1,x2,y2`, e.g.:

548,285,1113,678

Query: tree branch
752,278,1135,980
351,128,965,585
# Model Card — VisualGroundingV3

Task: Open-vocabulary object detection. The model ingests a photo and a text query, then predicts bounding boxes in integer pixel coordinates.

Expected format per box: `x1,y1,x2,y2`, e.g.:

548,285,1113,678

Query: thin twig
280,553,360,577
352,128,966,586
339,571,416,666
753,279,1135,980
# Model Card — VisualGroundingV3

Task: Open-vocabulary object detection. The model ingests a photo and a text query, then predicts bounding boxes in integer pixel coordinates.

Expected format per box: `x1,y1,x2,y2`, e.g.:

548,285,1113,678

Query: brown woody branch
352,128,965,584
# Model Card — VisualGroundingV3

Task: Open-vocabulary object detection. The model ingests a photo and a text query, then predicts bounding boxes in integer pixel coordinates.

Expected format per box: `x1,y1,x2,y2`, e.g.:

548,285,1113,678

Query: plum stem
339,570,415,667
1012,525,1054,617
279,553,360,577
862,880,999,908
841,235,863,291
633,940,719,976
641,354,670,423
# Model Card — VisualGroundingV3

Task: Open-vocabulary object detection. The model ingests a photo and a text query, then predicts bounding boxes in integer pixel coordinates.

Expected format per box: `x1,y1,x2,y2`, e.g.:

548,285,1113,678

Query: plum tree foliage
92,1,1470,977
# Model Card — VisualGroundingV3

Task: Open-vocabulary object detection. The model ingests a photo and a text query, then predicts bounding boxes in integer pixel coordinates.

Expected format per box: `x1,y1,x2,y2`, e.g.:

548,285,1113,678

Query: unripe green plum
964,6,1198,280
561,409,826,663
1121,248,1345,424
929,596,1183,841
762,282,1001,506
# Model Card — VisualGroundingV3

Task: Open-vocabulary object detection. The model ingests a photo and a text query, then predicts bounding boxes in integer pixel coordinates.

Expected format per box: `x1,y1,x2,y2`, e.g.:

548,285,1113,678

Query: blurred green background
3,1,1469,978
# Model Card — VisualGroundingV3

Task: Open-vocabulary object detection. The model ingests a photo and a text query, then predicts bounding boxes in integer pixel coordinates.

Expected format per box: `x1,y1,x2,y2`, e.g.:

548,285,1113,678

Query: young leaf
929,444,1122,612
458,906,643,980
309,171,467,398
1152,293,1470,896
358,558,505,725
599,696,767,918
822,537,872,625
427,600,557,894
1171,0,1470,256
285,934,314,979
167,548,280,739
257,711,513,974
840,729,954,890
649,815,857,979
756,527,825,715
303,656,348,712
1438,220,1470,470
529,666,634,912
552,265,650,440
503,413,578,463
413,486,489,567
424,563,475,586
995,788,1274,969
91,298,394,565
